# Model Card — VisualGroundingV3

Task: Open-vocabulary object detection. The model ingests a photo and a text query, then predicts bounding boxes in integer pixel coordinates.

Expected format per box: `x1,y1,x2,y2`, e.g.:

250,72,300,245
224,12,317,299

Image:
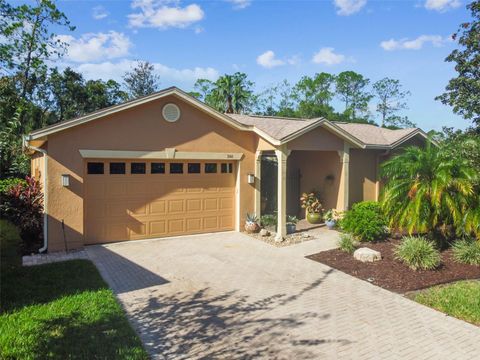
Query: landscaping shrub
260,214,277,227
340,201,388,242
395,236,441,270
0,219,22,270
0,176,43,251
338,233,356,254
0,178,26,193
452,238,480,265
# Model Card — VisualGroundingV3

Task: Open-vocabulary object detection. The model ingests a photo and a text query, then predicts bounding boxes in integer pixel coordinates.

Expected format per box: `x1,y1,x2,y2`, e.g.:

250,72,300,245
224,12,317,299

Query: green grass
0,220,148,359
414,281,480,326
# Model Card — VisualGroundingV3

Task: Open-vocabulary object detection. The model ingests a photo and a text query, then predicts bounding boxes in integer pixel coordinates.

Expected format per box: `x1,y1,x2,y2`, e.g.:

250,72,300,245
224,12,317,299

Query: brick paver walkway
86,232,480,359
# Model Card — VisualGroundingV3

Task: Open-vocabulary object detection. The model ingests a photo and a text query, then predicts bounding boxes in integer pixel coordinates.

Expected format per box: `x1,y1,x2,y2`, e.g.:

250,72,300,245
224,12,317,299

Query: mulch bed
307,239,480,293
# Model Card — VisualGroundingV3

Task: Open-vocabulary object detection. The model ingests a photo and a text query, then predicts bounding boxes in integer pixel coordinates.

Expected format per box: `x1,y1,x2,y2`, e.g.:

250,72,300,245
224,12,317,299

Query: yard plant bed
245,230,313,247
307,239,480,293
0,221,148,360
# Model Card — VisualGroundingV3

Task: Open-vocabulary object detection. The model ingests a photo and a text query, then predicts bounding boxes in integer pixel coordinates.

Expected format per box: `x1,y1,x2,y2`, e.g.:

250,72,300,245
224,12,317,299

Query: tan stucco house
25,87,428,252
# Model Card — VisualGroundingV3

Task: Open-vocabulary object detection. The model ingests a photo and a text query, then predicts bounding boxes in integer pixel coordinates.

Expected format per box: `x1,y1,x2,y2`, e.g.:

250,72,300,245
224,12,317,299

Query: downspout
24,137,48,253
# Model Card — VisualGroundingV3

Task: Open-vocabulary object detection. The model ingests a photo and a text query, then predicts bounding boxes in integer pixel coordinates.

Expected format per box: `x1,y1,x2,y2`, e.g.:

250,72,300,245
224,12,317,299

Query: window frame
169,162,184,174
131,162,146,174
109,162,126,175
87,162,104,175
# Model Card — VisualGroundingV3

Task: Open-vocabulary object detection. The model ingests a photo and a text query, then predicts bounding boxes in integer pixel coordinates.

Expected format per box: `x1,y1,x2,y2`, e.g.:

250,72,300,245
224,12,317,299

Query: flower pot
286,223,296,234
306,212,322,224
325,220,336,230
245,222,260,233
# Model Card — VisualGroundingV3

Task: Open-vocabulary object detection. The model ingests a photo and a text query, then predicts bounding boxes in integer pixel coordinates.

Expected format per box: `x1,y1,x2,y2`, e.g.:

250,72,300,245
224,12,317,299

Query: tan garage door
84,160,235,244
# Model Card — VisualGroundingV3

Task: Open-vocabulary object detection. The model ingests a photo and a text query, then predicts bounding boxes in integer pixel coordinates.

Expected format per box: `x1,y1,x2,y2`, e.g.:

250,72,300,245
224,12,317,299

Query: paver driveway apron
86,232,480,360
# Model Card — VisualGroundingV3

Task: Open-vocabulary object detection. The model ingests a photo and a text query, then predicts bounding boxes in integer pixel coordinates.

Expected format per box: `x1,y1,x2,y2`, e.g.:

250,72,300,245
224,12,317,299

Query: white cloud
227,0,252,10
128,0,204,29
424,0,461,12
334,0,367,16
58,31,132,62
256,50,285,68
92,5,109,20
72,59,218,87
312,47,346,65
380,35,448,51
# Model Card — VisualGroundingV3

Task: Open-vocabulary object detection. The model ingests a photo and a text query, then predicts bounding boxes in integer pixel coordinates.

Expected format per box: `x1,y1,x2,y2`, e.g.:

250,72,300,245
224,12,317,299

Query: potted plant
244,213,260,233
324,209,340,230
300,192,324,224
286,215,298,234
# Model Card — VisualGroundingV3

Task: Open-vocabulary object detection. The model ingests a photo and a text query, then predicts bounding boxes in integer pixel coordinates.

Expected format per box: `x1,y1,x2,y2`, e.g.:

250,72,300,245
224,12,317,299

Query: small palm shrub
338,233,356,254
340,201,388,242
395,236,441,270
452,239,480,265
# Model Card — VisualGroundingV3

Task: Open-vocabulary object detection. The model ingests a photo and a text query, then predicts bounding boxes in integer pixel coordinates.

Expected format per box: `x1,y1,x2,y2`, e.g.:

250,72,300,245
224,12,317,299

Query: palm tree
211,73,254,114
380,142,477,238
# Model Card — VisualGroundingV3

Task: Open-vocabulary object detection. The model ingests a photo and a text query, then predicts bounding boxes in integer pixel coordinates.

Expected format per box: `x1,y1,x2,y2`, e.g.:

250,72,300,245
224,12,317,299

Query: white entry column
275,146,291,241
337,142,350,211
254,150,262,218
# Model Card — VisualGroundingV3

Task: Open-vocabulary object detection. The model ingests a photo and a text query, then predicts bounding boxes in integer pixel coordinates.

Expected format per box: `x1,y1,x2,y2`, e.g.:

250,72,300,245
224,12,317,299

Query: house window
87,162,104,174
205,163,217,174
131,162,146,174
188,163,201,174
170,163,183,174
221,163,233,173
110,162,126,174
151,163,165,174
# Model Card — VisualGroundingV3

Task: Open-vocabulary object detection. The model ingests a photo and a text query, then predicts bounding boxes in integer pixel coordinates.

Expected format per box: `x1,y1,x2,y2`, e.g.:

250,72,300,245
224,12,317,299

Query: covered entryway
84,159,236,244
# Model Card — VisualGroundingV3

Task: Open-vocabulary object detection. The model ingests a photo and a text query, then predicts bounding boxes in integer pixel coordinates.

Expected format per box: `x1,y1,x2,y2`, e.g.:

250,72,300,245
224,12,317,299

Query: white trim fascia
28,87,250,140
79,149,244,160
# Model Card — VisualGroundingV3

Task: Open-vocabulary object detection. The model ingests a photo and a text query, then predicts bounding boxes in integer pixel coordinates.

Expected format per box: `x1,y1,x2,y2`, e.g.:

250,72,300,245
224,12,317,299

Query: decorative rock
259,229,270,237
302,232,311,239
353,247,382,263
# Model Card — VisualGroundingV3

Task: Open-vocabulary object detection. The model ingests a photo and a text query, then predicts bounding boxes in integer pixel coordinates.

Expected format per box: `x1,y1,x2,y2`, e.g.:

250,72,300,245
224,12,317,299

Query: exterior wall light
61,174,70,187
247,173,255,184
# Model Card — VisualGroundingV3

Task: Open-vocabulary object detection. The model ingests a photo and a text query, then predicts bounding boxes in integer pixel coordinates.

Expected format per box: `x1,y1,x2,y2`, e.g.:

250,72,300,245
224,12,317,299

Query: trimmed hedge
340,201,388,242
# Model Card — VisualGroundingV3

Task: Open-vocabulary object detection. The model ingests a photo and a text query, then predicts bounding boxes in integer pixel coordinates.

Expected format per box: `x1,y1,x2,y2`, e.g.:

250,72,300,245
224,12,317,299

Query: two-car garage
84,159,236,244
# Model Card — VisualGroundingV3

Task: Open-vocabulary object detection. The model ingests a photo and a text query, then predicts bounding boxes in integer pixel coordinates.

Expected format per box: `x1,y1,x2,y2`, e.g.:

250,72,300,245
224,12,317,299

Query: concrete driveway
86,232,480,360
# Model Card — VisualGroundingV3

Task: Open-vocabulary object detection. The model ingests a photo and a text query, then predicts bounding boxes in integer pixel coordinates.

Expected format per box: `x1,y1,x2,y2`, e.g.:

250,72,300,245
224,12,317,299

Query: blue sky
49,0,471,131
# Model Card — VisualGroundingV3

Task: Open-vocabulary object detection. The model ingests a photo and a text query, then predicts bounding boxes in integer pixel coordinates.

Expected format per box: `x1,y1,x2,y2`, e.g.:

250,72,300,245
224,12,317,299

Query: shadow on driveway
126,268,353,359
87,245,169,294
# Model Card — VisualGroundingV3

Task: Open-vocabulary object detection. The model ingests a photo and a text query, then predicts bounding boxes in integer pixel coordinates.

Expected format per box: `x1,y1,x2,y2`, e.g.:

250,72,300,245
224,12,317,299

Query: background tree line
191,71,414,129
1,0,479,180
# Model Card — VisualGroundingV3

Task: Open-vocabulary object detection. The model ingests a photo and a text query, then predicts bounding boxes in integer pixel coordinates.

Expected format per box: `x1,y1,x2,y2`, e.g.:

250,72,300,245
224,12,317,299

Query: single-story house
25,87,428,252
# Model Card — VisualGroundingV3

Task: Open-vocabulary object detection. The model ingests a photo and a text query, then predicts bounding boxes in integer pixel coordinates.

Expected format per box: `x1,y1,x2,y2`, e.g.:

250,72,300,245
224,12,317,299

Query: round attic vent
162,103,181,122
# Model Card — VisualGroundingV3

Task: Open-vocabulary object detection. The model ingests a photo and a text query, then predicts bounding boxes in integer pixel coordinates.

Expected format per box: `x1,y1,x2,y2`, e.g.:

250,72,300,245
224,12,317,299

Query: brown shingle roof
226,113,420,147
334,123,417,146
227,114,321,141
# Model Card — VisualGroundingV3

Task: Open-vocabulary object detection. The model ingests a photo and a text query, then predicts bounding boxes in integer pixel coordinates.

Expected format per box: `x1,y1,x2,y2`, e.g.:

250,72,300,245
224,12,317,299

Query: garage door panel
204,216,218,230
219,198,233,210
168,199,184,213
186,218,202,232
186,199,202,212
85,160,235,244
220,215,234,228
204,198,218,211
150,200,166,215
168,219,185,233
150,220,166,236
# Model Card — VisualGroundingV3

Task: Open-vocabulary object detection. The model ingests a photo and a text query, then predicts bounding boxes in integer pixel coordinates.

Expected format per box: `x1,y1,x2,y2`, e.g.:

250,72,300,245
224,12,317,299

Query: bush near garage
0,176,43,252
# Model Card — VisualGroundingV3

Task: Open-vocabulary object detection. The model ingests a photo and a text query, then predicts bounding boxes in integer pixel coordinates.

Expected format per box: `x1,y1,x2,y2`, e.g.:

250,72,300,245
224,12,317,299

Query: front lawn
0,220,148,359
413,281,480,326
